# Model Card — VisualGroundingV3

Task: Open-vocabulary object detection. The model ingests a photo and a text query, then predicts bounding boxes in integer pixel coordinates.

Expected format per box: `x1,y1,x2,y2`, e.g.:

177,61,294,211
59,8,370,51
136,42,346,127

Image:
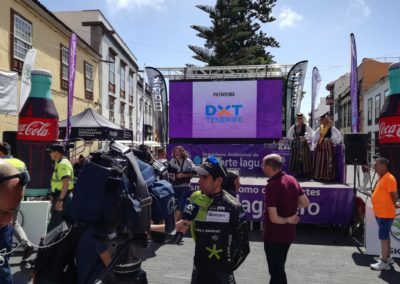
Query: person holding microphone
178,156,250,284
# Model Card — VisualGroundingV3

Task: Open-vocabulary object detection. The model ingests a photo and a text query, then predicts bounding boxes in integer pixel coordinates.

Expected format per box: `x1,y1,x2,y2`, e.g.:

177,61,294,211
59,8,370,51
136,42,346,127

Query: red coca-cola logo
17,117,58,141
379,116,400,144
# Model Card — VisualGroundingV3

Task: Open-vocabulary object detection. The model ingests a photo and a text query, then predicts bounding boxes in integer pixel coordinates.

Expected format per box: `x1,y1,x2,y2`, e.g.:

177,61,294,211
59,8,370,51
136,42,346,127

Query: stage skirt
289,138,311,176
312,138,336,181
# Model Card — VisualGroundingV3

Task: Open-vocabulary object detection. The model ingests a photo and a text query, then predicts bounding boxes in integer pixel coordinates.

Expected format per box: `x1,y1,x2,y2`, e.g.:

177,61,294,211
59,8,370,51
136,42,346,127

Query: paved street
141,226,400,284
10,225,400,284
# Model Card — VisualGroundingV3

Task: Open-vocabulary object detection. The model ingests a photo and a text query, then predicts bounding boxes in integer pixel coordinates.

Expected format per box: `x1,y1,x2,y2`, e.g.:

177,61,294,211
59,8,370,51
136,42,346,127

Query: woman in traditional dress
312,114,342,181
287,113,314,178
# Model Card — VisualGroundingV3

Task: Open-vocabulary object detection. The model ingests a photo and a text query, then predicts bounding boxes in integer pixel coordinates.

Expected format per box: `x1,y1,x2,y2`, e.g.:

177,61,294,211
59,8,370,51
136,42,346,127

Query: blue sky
40,0,400,114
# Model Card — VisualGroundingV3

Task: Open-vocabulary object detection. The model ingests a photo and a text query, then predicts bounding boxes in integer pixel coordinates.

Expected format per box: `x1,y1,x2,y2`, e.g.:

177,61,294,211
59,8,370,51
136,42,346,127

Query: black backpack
66,149,152,233
33,223,85,284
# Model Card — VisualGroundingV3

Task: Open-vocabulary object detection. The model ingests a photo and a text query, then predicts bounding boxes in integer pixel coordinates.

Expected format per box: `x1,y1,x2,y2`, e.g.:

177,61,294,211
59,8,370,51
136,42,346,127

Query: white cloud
105,0,166,12
347,0,371,17
278,7,303,29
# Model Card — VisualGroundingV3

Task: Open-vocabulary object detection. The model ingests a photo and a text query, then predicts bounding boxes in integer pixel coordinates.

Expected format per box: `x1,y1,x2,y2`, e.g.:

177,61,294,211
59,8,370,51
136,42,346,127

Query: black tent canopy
59,108,133,140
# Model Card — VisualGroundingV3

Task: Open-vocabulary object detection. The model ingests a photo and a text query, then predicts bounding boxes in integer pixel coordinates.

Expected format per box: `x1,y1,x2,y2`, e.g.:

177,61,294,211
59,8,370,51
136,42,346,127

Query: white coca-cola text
379,121,400,139
18,121,51,137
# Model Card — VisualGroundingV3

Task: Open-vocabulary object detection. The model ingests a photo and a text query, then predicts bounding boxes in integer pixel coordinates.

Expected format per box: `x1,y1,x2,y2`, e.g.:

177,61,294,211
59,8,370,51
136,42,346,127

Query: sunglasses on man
0,172,29,187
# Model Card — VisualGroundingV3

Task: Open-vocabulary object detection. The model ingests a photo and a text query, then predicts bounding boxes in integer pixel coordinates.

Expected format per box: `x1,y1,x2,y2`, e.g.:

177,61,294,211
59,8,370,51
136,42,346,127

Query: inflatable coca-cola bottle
16,70,59,193
379,62,400,192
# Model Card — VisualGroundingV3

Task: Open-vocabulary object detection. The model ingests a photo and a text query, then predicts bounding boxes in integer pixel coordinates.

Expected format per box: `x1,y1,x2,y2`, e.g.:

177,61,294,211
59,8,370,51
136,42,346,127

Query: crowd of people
0,132,399,283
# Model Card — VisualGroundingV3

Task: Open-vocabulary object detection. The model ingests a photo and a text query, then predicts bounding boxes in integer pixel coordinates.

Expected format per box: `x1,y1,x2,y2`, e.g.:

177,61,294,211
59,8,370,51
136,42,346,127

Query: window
129,106,133,130
60,45,69,90
375,94,381,124
367,98,372,126
120,102,125,127
129,71,134,103
120,61,126,98
84,61,93,100
108,49,116,93
342,103,347,129
374,130,380,155
109,96,115,122
384,89,389,97
11,10,32,71
347,101,351,127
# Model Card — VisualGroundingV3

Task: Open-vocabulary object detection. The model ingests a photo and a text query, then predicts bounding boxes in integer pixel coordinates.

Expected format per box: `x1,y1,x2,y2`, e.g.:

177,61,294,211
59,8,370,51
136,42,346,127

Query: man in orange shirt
370,157,399,271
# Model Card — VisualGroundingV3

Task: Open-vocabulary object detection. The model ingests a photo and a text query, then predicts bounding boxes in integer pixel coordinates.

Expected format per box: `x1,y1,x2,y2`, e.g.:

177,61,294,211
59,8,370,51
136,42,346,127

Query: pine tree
189,0,280,66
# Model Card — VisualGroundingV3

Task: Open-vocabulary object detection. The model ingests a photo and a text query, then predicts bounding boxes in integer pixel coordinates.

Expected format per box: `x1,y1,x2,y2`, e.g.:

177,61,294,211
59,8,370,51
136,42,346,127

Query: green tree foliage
189,0,280,66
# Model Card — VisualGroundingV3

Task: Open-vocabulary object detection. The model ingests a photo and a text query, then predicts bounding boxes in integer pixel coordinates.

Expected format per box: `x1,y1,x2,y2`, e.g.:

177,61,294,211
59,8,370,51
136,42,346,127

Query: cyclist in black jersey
180,156,250,284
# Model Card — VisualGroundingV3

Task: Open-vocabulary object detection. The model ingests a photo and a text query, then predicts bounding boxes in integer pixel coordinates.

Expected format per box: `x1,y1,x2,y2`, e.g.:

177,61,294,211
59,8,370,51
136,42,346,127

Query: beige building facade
0,0,101,141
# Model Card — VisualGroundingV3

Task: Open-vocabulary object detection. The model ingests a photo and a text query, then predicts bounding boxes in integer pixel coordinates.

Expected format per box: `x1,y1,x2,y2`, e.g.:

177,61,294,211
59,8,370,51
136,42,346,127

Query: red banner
379,116,400,144
17,117,58,141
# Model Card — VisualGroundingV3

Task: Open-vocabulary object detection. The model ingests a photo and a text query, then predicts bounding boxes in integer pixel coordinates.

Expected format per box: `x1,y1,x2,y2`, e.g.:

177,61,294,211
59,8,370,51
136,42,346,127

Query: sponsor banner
379,116,400,144
169,79,283,139
285,61,308,132
168,143,345,183
17,117,58,141
350,33,359,133
191,183,353,223
366,202,400,257
311,67,322,129
20,49,36,111
67,33,77,141
145,67,168,146
168,143,290,177
193,81,257,138
0,70,18,113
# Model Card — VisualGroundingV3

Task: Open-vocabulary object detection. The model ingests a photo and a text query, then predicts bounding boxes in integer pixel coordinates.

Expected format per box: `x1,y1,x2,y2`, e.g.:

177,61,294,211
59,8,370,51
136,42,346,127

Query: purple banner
168,142,290,177
169,82,192,138
168,143,345,183
66,33,77,141
350,33,359,133
191,182,353,224
169,79,283,139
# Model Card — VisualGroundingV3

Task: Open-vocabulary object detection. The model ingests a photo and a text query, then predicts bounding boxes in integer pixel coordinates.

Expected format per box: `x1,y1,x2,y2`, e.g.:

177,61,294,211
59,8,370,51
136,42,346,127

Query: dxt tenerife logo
205,104,244,123
391,213,400,242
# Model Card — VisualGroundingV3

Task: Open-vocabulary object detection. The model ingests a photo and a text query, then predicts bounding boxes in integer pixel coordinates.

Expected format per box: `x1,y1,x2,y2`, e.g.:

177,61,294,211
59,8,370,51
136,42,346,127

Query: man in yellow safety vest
46,144,74,233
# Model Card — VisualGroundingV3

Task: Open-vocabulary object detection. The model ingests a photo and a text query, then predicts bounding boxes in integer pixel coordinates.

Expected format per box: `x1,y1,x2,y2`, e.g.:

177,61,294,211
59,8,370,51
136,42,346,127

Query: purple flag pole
66,33,77,141
311,67,322,129
350,33,359,133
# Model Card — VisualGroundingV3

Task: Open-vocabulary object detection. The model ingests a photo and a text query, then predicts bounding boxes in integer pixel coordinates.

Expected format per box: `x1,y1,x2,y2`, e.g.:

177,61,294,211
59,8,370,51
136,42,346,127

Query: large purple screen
169,79,283,139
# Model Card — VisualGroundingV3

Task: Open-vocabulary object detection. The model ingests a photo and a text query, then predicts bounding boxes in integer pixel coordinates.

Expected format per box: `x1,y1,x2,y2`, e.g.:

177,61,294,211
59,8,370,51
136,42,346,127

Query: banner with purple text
191,182,353,224
169,79,283,139
168,143,290,177
168,143,345,183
